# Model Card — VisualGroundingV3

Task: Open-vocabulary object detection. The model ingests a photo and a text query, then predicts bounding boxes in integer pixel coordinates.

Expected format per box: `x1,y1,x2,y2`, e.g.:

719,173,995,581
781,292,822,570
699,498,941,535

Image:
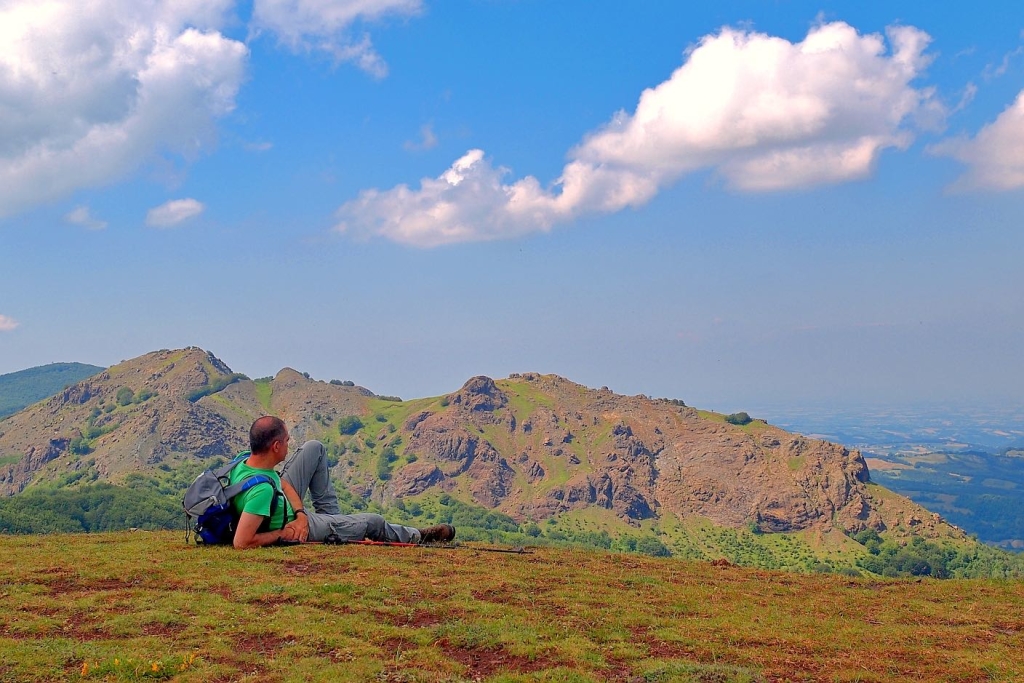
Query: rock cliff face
374,372,896,535
0,349,956,539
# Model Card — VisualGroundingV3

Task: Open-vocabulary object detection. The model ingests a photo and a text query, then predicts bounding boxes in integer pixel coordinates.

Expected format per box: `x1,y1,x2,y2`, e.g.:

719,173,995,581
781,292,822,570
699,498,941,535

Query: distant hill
5,346,1016,577
0,362,105,419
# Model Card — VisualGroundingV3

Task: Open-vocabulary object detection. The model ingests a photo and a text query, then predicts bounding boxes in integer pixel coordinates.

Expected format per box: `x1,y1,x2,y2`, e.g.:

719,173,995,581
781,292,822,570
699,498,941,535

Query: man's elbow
233,531,258,550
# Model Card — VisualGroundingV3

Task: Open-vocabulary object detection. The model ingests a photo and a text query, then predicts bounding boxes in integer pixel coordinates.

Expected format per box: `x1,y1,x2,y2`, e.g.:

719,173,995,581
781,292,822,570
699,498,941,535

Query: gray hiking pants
280,440,422,544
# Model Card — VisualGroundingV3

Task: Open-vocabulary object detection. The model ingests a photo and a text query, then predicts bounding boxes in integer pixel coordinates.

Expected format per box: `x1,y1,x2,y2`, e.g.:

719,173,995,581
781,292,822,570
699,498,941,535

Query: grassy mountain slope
2,531,1023,682
0,362,104,419
0,347,1017,577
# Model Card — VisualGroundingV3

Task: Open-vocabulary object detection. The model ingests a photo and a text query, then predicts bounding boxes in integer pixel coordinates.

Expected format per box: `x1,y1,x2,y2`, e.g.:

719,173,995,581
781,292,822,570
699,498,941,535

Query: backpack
182,452,281,545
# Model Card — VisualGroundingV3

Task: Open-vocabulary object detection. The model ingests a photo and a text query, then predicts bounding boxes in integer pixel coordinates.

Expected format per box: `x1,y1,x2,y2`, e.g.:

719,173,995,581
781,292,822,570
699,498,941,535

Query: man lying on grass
231,415,455,549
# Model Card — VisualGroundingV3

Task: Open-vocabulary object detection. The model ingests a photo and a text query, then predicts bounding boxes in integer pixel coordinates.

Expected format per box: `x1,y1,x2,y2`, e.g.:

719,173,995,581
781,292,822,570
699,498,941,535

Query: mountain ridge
0,347,960,549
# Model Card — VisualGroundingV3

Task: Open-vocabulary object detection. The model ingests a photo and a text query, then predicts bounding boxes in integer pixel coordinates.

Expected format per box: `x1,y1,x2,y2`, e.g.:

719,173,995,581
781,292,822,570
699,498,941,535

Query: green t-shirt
228,454,294,532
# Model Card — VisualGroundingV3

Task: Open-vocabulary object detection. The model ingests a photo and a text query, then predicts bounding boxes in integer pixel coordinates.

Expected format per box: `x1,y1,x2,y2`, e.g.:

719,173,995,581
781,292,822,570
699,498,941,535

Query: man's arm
233,511,298,549
280,479,310,542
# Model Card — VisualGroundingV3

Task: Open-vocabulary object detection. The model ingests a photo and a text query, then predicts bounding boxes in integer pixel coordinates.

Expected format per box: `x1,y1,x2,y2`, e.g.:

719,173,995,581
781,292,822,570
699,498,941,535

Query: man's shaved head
250,416,287,454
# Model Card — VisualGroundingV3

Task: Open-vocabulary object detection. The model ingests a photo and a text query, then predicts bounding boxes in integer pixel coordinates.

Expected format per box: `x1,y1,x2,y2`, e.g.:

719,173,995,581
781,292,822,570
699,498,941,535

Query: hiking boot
418,523,456,544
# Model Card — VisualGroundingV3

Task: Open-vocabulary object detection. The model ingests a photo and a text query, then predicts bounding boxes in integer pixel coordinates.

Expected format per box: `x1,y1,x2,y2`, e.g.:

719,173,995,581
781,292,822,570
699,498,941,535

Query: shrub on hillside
338,416,363,435
725,412,752,425
376,453,393,481
636,537,672,557
69,436,92,455
186,373,247,403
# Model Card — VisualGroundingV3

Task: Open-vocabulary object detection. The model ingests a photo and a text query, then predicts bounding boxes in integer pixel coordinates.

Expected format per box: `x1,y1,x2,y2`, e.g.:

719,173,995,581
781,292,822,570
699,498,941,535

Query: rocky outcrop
469,457,515,508
364,372,909,535
391,462,444,497
538,471,655,520
0,353,959,541
449,376,507,413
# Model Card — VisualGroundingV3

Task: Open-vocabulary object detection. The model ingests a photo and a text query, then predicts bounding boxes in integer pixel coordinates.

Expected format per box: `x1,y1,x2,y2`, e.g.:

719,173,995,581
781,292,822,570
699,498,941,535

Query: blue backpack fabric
182,452,280,545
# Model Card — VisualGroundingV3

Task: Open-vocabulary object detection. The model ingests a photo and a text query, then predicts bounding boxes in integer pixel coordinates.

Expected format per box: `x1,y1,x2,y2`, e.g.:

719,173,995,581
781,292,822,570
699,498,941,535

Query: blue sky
1,0,1022,413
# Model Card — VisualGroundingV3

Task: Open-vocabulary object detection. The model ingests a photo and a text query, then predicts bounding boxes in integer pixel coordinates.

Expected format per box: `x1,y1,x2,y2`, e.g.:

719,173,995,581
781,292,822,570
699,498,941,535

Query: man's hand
283,513,309,543
279,479,310,542
234,512,296,549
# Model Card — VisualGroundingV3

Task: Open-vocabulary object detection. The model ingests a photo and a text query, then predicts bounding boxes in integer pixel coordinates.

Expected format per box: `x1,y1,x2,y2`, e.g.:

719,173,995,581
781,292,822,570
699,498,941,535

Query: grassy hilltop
2,531,1023,683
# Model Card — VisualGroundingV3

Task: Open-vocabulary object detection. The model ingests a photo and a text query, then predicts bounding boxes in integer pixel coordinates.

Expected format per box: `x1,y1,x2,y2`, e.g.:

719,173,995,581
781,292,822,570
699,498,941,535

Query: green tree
116,387,135,406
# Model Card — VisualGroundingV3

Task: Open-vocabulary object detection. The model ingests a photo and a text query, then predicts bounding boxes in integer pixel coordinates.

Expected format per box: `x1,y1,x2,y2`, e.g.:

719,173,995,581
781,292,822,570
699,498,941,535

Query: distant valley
756,405,1024,549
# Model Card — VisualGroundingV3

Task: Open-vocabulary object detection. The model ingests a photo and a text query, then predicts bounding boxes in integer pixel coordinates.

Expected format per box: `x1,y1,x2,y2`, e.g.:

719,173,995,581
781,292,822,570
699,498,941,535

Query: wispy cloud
952,83,978,113
0,315,20,332
145,198,205,228
930,89,1024,191
0,0,247,219
403,123,438,152
336,21,941,247
64,206,108,230
984,46,1024,80
244,141,274,152
250,0,422,78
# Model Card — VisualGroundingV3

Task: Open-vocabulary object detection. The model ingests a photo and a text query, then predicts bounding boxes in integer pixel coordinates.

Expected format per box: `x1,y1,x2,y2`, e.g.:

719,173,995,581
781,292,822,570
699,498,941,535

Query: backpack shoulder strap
214,451,251,479
223,473,278,501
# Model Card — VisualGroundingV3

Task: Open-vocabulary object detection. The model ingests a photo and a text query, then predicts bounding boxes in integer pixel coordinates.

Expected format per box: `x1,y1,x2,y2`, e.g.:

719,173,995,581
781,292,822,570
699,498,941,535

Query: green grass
695,410,725,423
2,531,1023,682
207,393,248,417
253,379,273,413
0,454,22,466
499,378,557,414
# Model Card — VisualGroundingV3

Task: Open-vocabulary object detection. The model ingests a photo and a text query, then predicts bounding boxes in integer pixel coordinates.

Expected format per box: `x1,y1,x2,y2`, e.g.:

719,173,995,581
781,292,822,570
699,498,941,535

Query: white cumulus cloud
0,315,20,332
930,90,1024,191
251,0,421,77
337,149,571,247
65,206,108,230
336,20,940,246
0,0,247,219
146,198,205,227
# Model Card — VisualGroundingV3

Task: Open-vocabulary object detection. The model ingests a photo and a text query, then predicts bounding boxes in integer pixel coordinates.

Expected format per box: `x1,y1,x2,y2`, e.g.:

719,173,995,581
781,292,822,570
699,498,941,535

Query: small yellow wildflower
81,661,88,676
151,662,160,672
